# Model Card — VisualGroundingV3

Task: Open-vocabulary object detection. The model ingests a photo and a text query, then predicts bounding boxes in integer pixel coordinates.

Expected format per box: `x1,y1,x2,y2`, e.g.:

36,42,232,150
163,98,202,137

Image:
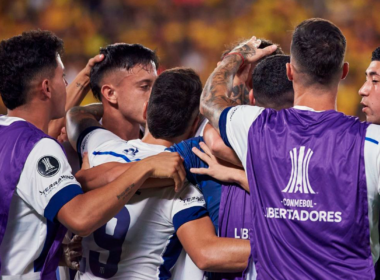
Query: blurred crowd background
0,0,379,119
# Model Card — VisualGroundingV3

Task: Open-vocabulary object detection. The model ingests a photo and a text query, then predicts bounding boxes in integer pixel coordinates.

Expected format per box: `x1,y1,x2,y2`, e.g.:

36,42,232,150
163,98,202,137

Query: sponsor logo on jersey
282,146,315,194
37,156,60,178
180,196,205,205
39,175,75,196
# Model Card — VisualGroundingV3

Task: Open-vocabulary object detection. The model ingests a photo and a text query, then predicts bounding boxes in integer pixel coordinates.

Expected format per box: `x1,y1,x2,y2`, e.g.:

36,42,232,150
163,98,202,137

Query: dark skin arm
48,55,104,139
177,216,250,272
200,37,277,132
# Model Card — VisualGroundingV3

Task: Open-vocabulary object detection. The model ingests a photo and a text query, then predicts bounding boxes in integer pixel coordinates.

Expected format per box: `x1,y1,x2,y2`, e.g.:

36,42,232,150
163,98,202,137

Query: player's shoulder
32,138,64,155
24,138,68,179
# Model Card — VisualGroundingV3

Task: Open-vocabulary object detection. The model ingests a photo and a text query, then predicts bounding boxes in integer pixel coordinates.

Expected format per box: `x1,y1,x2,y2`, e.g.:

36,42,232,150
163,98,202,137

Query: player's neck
293,83,338,111
7,103,50,133
102,111,141,141
141,129,173,148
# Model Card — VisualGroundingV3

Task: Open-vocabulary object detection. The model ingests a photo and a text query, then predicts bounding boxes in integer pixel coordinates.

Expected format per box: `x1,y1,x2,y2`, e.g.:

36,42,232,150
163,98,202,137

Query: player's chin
367,115,380,125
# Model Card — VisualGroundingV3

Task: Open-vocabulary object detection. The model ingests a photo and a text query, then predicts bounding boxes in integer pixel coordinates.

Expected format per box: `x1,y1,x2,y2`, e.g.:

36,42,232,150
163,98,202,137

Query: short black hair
90,43,159,100
147,68,202,139
291,18,346,86
0,30,64,110
220,38,284,60
372,47,380,61
252,55,294,109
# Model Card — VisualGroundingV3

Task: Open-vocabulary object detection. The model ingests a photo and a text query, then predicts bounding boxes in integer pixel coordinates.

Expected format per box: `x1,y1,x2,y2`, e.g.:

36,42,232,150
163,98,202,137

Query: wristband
222,52,245,68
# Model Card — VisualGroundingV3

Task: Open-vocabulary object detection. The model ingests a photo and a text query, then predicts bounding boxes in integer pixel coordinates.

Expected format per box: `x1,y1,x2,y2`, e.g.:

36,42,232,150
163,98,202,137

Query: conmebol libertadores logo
282,146,315,194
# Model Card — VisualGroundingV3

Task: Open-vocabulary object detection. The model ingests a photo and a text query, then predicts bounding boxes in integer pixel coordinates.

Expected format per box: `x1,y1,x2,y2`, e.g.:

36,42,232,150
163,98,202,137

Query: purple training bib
246,108,373,279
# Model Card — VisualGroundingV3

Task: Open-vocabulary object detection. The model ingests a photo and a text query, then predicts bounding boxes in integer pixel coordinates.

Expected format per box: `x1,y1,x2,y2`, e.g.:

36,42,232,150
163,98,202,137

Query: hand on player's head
229,36,278,65
81,54,105,78
145,152,186,192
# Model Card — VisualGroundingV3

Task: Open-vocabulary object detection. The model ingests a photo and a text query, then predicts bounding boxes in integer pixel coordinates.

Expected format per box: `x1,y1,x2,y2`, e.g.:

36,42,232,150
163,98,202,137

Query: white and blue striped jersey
76,127,207,280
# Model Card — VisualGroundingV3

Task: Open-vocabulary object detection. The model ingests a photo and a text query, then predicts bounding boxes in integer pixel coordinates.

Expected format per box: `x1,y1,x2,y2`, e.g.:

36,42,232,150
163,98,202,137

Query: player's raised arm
48,54,104,138
200,37,277,131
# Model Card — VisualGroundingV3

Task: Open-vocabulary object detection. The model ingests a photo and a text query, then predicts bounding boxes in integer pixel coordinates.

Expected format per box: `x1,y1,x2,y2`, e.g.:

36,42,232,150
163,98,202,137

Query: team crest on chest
37,156,60,177
282,146,315,194
124,147,139,156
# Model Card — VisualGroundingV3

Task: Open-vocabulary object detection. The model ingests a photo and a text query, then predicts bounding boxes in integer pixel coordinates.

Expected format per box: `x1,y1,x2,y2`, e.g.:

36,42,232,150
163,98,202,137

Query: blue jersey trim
173,206,208,231
44,184,83,222
76,126,105,166
219,107,233,148
92,151,132,162
158,234,182,280
365,137,379,145
34,220,61,272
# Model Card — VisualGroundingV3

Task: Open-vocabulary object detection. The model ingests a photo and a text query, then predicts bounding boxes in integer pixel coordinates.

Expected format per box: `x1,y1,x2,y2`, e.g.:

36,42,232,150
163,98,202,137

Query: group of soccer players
0,17,380,280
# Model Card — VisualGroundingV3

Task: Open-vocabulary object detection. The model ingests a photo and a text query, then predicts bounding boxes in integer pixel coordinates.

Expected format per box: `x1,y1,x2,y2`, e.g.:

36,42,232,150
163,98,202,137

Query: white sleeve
364,124,380,195
171,182,208,231
17,138,83,222
219,105,264,168
79,127,122,158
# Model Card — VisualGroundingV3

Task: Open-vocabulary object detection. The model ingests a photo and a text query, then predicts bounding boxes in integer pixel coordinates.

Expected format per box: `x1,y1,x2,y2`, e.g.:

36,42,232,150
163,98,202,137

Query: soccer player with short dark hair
201,18,380,279
0,30,184,279
251,55,293,109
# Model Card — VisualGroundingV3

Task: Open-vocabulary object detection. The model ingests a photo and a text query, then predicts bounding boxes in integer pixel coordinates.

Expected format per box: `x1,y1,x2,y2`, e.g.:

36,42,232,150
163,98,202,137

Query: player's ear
41,79,52,100
249,89,255,106
142,101,148,122
286,63,294,81
341,62,349,80
101,84,117,104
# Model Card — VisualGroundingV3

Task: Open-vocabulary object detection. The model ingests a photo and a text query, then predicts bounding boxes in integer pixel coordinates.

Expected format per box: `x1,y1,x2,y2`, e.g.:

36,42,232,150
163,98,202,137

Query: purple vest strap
214,184,253,280
246,108,373,279
0,120,66,279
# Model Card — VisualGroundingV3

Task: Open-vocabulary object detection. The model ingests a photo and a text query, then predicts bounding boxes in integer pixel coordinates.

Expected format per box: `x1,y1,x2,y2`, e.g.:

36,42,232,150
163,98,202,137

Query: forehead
366,61,380,75
111,62,157,85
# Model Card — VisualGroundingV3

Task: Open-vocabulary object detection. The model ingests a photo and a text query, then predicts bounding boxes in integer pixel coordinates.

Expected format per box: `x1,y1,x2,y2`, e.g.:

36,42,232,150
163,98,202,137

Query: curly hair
372,47,380,61
0,30,64,110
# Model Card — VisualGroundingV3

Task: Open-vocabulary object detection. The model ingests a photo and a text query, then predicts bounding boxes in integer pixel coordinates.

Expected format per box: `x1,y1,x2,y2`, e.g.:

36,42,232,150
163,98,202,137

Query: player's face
50,55,68,119
359,61,380,124
115,62,157,125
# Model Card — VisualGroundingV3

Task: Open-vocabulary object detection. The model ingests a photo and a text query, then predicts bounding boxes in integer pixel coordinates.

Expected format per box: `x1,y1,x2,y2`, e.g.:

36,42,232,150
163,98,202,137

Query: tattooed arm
48,54,104,139
66,103,104,151
201,37,277,131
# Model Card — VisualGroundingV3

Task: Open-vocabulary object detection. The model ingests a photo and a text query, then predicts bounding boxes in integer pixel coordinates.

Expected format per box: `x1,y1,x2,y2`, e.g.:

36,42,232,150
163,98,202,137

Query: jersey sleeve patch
173,206,208,231
37,156,61,178
44,184,83,222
